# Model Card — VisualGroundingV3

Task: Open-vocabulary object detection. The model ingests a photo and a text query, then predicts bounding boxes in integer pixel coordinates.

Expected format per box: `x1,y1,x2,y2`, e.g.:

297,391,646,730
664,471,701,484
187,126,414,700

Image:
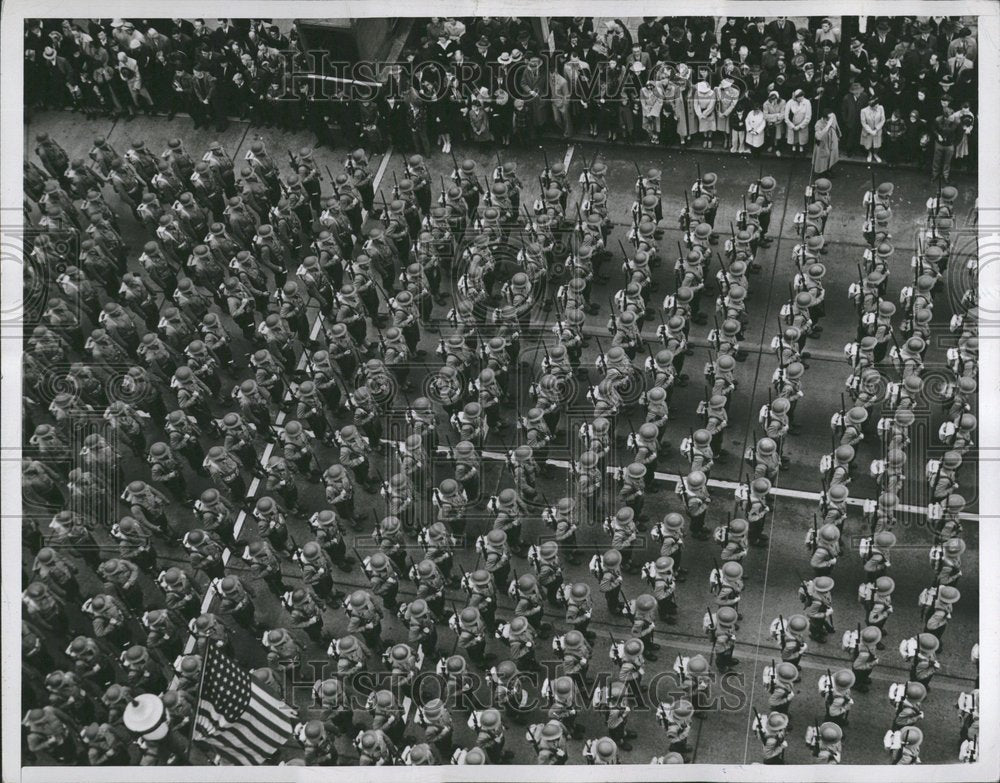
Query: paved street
23,107,978,765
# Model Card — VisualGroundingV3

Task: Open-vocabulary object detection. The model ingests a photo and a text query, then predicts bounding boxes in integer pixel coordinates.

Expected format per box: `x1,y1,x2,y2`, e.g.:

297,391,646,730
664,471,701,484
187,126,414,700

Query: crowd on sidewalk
25,16,977,182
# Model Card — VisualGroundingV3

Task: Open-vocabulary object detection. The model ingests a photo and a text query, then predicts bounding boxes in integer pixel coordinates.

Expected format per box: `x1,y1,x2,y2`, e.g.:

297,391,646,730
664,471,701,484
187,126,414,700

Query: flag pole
187,643,213,759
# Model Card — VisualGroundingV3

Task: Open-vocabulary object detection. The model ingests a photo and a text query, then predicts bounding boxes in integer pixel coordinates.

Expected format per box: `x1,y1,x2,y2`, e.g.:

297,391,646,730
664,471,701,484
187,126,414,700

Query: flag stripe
254,684,298,720
226,725,270,758
243,711,288,744
201,699,287,757
233,715,280,749
208,738,255,766
202,710,280,761
207,726,267,764
248,684,295,730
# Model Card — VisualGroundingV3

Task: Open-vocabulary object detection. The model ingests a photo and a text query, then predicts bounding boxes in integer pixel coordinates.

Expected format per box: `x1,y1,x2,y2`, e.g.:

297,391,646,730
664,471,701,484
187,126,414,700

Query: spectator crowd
26,16,977,180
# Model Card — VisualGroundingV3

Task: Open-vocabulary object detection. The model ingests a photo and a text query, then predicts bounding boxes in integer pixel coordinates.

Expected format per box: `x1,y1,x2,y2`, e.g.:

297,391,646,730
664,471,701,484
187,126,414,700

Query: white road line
171,312,329,683
563,144,575,171
241,314,326,520
438,445,977,521
578,323,846,362
372,146,393,194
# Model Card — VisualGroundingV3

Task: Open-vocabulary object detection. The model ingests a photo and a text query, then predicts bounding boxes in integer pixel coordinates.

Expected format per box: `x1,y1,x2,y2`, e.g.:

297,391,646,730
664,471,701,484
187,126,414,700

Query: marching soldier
923,585,960,642
595,549,624,616
677,470,711,540
801,576,836,643
824,669,855,727
891,682,927,730
850,625,882,692
757,711,789,764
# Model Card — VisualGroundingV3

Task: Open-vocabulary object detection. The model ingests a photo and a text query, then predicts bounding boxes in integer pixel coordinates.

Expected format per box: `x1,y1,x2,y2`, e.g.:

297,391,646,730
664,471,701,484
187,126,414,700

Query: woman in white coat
860,96,886,163
693,81,716,148
745,101,767,157
785,89,812,153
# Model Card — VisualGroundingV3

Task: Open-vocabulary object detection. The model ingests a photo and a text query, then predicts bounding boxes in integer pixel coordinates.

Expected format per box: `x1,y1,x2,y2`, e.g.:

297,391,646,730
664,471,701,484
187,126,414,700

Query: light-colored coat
746,109,766,148
715,85,740,133
665,80,689,137
694,89,716,133
785,97,812,144
860,104,885,149
811,115,841,173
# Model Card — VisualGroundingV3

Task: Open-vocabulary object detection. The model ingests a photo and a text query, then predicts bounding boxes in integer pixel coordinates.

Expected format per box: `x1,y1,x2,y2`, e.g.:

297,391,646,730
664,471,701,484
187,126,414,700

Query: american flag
192,647,296,765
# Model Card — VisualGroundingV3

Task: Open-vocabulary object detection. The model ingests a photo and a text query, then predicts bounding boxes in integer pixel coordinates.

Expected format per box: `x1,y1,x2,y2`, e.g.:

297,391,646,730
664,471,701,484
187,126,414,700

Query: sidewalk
537,126,963,176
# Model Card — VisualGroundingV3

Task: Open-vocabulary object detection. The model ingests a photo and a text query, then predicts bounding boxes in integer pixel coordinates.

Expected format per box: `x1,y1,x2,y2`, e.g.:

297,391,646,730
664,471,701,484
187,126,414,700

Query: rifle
594,335,607,373
777,613,786,646
677,477,693,513
775,319,786,371
825,667,834,704
608,295,618,333
449,148,460,183
682,190,691,231
855,262,865,316
450,600,462,654
634,161,645,196
391,171,400,200
495,150,504,178
375,323,388,354
540,147,551,181
287,149,298,171
717,251,731,288
656,305,668,342
626,412,640,447
608,629,619,660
